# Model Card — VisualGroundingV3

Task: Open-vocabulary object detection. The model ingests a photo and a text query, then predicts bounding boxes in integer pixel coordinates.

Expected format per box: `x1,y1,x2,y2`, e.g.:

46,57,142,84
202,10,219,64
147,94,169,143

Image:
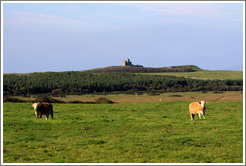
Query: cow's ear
199,101,201,104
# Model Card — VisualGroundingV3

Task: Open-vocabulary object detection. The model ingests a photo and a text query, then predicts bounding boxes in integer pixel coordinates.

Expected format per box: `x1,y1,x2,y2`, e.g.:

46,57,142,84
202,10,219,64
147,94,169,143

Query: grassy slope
81,65,243,80
144,70,243,80
159,65,202,71
3,101,243,163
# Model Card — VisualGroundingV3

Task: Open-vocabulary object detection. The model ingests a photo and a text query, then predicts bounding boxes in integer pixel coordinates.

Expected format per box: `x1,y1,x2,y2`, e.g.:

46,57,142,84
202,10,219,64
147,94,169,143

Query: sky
2,2,244,73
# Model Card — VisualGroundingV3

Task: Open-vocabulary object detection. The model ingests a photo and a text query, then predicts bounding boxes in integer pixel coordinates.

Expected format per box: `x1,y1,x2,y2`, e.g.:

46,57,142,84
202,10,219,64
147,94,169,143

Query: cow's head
199,100,208,108
31,103,38,109
31,102,40,119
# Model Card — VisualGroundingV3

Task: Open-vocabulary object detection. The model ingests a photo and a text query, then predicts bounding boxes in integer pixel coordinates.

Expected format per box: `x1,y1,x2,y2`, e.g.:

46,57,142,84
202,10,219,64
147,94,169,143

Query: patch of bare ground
56,91,243,103
9,91,242,103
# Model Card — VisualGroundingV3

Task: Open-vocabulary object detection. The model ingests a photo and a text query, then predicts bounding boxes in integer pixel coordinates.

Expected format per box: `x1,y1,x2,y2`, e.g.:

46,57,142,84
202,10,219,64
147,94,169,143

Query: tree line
3,72,243,96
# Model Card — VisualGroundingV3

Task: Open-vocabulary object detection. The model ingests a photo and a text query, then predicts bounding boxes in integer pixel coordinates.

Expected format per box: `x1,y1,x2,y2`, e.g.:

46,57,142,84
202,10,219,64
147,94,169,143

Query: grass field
3,101,243,163
144,70,243,80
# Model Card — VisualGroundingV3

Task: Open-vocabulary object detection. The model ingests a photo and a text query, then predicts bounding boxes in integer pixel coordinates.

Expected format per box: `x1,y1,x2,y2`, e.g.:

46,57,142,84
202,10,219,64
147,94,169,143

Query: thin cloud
58,5,81,14
125,3,243,21
59,5,137,20
7,11,82,26
93,13,136,20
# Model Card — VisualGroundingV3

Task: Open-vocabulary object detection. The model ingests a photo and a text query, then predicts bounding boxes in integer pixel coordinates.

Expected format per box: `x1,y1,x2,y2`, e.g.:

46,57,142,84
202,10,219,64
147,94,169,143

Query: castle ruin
121,58,132,66
121,58,143,67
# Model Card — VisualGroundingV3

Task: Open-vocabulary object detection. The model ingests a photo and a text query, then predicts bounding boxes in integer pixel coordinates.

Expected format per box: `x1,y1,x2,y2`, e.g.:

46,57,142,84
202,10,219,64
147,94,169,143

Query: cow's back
189,102,202,114
38,103,53,113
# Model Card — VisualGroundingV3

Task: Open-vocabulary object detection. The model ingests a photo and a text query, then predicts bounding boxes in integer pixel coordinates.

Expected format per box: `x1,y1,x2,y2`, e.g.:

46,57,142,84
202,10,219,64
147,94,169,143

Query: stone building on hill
121,58,143,67
121,58,133,66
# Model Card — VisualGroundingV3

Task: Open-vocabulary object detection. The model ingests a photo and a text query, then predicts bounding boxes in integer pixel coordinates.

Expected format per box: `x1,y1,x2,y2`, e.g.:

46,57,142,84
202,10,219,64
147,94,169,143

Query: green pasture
3,101,243,163
144,70,243,80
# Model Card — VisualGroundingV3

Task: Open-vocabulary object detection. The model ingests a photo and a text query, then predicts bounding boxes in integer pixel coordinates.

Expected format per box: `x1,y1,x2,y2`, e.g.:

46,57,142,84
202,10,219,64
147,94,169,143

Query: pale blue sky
3,2,244,73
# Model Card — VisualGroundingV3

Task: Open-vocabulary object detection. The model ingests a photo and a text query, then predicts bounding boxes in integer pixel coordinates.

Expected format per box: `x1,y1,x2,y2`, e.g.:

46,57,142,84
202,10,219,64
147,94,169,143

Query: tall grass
3,101,243,163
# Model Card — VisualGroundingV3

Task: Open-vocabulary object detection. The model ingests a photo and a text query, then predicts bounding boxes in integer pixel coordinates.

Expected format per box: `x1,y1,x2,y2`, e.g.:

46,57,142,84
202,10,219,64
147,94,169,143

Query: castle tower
121,58,132,66
121,60,126,66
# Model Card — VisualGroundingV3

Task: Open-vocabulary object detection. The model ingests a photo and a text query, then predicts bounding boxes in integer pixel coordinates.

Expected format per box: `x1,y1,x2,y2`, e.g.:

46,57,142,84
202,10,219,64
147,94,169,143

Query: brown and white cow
189,100,208,120
31,102,54,120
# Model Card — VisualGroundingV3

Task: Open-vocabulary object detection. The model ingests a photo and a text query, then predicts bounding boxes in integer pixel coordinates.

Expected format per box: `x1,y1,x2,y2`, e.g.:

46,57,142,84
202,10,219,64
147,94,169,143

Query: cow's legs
197,111,203,120
46,114,49,120
51,113,53,120
35,111,38,119
198,113,202,119
190,113,194,120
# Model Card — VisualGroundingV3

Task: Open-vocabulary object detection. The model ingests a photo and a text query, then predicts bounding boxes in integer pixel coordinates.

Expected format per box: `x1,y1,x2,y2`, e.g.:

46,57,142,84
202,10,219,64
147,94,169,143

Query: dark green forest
3,72,243,96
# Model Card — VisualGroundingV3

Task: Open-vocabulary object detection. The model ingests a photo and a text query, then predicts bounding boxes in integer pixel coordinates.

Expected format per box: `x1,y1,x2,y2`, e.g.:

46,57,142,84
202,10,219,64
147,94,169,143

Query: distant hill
82,65,202,73
160,65,203,71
